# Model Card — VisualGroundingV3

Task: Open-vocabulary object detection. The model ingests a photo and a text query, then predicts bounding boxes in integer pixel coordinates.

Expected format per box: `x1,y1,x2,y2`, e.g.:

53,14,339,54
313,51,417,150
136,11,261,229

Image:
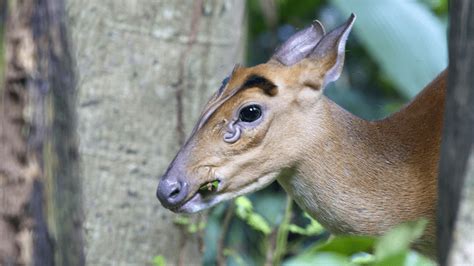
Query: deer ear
270,20,325,66
308,14,356,89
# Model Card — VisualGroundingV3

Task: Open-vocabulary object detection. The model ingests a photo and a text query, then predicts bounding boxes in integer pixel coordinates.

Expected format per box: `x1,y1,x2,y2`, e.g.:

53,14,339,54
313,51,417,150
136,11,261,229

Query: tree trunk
0,0,83,265
67,0,245,264
438,0,474,265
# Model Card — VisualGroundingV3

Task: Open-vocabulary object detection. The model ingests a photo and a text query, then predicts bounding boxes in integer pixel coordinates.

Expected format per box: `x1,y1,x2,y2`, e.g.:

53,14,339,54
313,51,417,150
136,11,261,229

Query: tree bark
0,0,83,265
438,0,474,265
67,0,245,264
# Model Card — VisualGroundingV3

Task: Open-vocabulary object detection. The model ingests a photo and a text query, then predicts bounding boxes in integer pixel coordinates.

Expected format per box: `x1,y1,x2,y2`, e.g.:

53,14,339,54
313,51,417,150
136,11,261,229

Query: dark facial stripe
241,74,277,96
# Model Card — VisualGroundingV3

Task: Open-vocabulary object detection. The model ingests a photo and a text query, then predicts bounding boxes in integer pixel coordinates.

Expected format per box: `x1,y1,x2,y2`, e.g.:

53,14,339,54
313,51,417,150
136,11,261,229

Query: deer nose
156,178,189,209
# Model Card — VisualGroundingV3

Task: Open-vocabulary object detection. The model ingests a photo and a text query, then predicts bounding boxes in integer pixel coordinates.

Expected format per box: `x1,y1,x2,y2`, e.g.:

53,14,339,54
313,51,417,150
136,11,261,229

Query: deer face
156,14,355,213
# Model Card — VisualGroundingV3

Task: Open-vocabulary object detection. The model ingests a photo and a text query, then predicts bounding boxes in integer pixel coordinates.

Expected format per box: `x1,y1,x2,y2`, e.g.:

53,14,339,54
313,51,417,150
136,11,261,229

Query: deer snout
156,175,189,209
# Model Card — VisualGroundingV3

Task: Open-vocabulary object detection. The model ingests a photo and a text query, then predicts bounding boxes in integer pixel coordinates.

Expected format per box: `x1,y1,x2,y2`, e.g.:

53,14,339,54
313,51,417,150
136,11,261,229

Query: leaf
173,216,190,225
247,213,272,235
288,213,324,236
403,250,437,266
234,196,272,235
374,252,408,266
303,212,325,235
235,196,253,212
287,235,374,265
330,0,447,98
199,180,219,192
152,255,166,266
314,235,376,256
223,248,247,266
351,252,375,265
373,250,434,266
174,215,205,234
288,224,308,235
283,251,350,266
283,220,430,266
374,219,428,260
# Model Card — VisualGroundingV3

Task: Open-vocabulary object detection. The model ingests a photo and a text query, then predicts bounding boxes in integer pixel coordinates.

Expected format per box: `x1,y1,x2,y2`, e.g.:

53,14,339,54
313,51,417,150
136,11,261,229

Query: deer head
156,14,356,213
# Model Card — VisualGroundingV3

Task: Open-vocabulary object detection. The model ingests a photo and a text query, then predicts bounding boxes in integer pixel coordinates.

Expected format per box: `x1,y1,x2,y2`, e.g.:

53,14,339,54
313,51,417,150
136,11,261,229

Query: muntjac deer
156,14,446,257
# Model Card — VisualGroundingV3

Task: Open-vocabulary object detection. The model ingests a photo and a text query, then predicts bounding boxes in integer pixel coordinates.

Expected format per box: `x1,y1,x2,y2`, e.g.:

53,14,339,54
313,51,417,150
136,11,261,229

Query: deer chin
176,172,279,213
177,192,227,213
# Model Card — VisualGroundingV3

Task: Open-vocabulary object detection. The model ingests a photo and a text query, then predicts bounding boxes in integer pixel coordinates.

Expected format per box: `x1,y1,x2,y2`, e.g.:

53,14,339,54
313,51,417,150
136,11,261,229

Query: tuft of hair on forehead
241,74,277,96
216,64,241,97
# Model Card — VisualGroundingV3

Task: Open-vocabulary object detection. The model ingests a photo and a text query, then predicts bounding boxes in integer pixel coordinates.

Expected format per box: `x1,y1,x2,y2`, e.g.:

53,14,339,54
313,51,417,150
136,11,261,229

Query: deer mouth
173,179,221,213
198,180,220,194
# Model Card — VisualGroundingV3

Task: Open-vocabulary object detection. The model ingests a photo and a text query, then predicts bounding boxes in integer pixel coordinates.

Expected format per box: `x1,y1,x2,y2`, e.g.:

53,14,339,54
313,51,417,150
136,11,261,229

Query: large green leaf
282,220,432,266
315,236,376,256
330,0,447,97
283,252,351,266
284,235,375,265
374,219,427,260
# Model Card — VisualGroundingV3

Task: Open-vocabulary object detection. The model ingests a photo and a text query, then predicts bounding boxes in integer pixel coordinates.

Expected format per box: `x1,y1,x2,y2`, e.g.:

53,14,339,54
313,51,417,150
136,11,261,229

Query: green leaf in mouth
199,180,219,192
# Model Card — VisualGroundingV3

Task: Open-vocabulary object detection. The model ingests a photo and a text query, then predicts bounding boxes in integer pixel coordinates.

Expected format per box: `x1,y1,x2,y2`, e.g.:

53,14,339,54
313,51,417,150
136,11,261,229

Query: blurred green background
194,0,448,265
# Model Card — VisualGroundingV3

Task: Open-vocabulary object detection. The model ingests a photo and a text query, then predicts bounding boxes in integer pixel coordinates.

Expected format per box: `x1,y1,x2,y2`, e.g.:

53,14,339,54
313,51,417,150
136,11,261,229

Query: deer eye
239,105,262,123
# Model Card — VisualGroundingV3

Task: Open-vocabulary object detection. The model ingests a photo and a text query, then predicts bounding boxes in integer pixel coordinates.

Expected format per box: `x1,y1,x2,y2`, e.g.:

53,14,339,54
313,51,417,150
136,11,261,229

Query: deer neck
277,95,434,236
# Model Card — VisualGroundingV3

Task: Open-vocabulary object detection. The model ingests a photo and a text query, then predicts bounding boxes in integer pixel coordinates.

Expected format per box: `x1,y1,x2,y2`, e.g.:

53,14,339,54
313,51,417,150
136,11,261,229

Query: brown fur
175,60,446,258
155,15,447,257
278,70,446,257
157,14,446,258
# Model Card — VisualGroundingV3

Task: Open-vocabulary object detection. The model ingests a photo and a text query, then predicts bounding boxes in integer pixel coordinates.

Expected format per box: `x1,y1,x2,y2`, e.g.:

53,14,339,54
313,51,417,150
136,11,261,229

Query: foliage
374,220,427,261
173,215,206,234
235,196,272,235
331,0,447,98
209,195,434,266
152,255,166,266
288,213,324,236
284,220,434,266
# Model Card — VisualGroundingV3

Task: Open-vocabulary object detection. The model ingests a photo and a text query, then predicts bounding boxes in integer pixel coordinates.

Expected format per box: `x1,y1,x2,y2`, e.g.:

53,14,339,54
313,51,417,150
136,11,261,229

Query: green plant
235,196,272,235
284,219,435,266
220,194,434,266
330,0,447,98
152,255,166,266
